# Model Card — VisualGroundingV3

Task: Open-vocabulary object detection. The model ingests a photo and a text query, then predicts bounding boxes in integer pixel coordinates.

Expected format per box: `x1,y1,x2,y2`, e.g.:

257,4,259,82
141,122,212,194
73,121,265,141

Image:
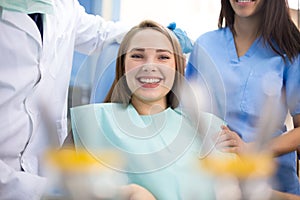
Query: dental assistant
186,0,300,195
0,0,126,199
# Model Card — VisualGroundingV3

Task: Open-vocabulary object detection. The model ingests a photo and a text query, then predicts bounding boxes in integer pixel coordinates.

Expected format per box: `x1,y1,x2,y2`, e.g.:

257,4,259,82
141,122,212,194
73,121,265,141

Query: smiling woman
104,20,185,113
124,29,176,115
68,19,223,200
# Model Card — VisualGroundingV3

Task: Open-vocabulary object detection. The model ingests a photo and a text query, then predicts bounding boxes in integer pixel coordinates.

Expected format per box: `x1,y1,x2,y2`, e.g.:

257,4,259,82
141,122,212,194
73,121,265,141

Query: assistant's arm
269,55,300,156
216,120,300,157
269,114,300,157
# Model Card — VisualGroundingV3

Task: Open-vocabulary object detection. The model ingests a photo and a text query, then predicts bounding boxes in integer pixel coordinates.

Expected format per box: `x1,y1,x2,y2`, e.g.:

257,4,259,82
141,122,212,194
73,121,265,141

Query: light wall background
119,0,221,41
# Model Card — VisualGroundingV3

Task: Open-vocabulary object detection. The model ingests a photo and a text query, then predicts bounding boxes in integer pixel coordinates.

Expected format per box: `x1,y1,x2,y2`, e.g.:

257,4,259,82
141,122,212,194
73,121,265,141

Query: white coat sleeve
73,0,128,55
0,160,47,200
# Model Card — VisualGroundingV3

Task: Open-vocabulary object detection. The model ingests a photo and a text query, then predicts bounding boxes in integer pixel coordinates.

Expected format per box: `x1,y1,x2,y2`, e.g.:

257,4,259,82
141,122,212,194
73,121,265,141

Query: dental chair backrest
90,41,120,103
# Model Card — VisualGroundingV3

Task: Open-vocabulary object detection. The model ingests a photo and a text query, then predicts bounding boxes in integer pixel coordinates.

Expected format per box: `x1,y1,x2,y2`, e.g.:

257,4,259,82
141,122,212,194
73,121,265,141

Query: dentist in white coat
0,0,126,199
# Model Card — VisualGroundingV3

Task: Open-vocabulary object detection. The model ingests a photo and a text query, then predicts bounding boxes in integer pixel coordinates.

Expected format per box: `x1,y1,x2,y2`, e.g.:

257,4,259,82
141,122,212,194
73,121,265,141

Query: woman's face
229,0,264,18
124,29,176,108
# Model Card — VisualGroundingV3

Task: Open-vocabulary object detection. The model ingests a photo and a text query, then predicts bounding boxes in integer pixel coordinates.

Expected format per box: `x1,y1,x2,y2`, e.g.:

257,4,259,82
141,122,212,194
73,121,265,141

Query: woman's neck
233,15,261,57
131,98,167,115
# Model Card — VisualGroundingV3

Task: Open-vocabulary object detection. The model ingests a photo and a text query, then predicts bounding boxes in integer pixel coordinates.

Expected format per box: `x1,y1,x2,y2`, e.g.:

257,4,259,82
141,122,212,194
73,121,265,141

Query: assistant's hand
216,125,253,155
167,22,193,54
119,184,156,200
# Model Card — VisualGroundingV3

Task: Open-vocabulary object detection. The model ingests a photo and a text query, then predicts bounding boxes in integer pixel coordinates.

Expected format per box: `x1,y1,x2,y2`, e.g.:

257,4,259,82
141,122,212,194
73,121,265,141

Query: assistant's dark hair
104,20,186,109
219,0,300,63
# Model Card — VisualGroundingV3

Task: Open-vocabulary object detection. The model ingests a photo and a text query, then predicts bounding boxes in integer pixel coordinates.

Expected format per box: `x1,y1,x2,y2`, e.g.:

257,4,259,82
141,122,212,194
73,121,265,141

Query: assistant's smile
236,0,255,2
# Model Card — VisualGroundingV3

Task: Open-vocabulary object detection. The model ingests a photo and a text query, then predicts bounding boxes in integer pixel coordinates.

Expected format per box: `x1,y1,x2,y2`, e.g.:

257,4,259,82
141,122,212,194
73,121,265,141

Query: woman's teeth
139,78,160,84
236,0,253,2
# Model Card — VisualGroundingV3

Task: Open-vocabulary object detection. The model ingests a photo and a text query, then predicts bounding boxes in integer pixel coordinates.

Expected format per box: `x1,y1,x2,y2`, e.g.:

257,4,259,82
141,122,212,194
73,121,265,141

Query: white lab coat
0,0,125,199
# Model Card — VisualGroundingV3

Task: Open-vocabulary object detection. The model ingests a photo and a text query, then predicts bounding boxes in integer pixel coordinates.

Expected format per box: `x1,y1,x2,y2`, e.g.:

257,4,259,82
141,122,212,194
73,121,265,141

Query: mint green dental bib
70,103,223,199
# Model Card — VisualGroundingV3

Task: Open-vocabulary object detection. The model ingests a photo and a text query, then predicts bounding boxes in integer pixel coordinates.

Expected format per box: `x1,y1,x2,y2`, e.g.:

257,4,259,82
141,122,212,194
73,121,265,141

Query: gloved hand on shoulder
167,22,193,54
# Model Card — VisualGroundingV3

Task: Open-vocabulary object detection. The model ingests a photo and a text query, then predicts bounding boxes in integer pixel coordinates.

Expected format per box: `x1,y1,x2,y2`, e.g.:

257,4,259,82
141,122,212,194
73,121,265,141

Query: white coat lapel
1,9,42,46
42,12,55,51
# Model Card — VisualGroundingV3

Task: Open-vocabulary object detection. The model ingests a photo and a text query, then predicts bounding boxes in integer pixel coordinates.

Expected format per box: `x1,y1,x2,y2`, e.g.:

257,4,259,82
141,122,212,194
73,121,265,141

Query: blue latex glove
167,22,193,54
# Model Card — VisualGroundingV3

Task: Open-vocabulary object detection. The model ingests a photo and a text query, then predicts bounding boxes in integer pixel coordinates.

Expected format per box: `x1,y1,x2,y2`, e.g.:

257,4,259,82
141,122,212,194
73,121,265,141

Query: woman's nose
142,63,157,72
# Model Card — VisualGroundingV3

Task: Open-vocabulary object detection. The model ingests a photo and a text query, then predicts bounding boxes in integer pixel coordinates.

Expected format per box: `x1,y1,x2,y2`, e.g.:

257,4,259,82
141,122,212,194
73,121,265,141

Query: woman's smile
137,76,163,88
236,0,255,2
235,0,256,6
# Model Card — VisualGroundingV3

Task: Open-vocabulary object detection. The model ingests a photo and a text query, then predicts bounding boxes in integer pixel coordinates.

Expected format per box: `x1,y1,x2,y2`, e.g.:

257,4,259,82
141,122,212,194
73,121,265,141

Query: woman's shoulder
174,108,225,124
176,107,225,125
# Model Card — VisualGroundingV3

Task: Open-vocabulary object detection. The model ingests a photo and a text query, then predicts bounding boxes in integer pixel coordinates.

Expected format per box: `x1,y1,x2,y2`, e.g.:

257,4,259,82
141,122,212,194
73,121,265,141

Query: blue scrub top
186,27,300,194
70,103,227,199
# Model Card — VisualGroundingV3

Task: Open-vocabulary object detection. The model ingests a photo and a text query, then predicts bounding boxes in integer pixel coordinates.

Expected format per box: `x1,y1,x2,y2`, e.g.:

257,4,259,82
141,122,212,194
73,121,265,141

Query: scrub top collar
225,27,261,63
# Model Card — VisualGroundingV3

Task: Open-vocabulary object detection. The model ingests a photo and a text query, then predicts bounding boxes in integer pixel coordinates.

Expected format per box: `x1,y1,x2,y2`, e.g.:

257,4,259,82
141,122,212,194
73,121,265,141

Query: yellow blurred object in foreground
44,148,128,200
45,148,124,172
201,152,275,178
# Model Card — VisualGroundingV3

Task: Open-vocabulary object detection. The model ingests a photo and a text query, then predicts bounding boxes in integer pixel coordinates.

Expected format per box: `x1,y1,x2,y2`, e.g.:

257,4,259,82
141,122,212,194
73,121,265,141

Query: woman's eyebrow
129,48,145,52
156,49,172,54
129,48,173,54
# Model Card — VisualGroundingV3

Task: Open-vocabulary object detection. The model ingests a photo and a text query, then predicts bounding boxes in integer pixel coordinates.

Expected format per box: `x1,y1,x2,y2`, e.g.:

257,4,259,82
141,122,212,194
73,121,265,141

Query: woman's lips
137,77,162,88
236,0,255,2
235,0,255,6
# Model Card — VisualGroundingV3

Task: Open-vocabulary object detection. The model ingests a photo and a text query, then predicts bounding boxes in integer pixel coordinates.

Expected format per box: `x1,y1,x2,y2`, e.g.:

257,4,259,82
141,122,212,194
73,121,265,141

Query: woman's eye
130,54,143,59
159,55,171,60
